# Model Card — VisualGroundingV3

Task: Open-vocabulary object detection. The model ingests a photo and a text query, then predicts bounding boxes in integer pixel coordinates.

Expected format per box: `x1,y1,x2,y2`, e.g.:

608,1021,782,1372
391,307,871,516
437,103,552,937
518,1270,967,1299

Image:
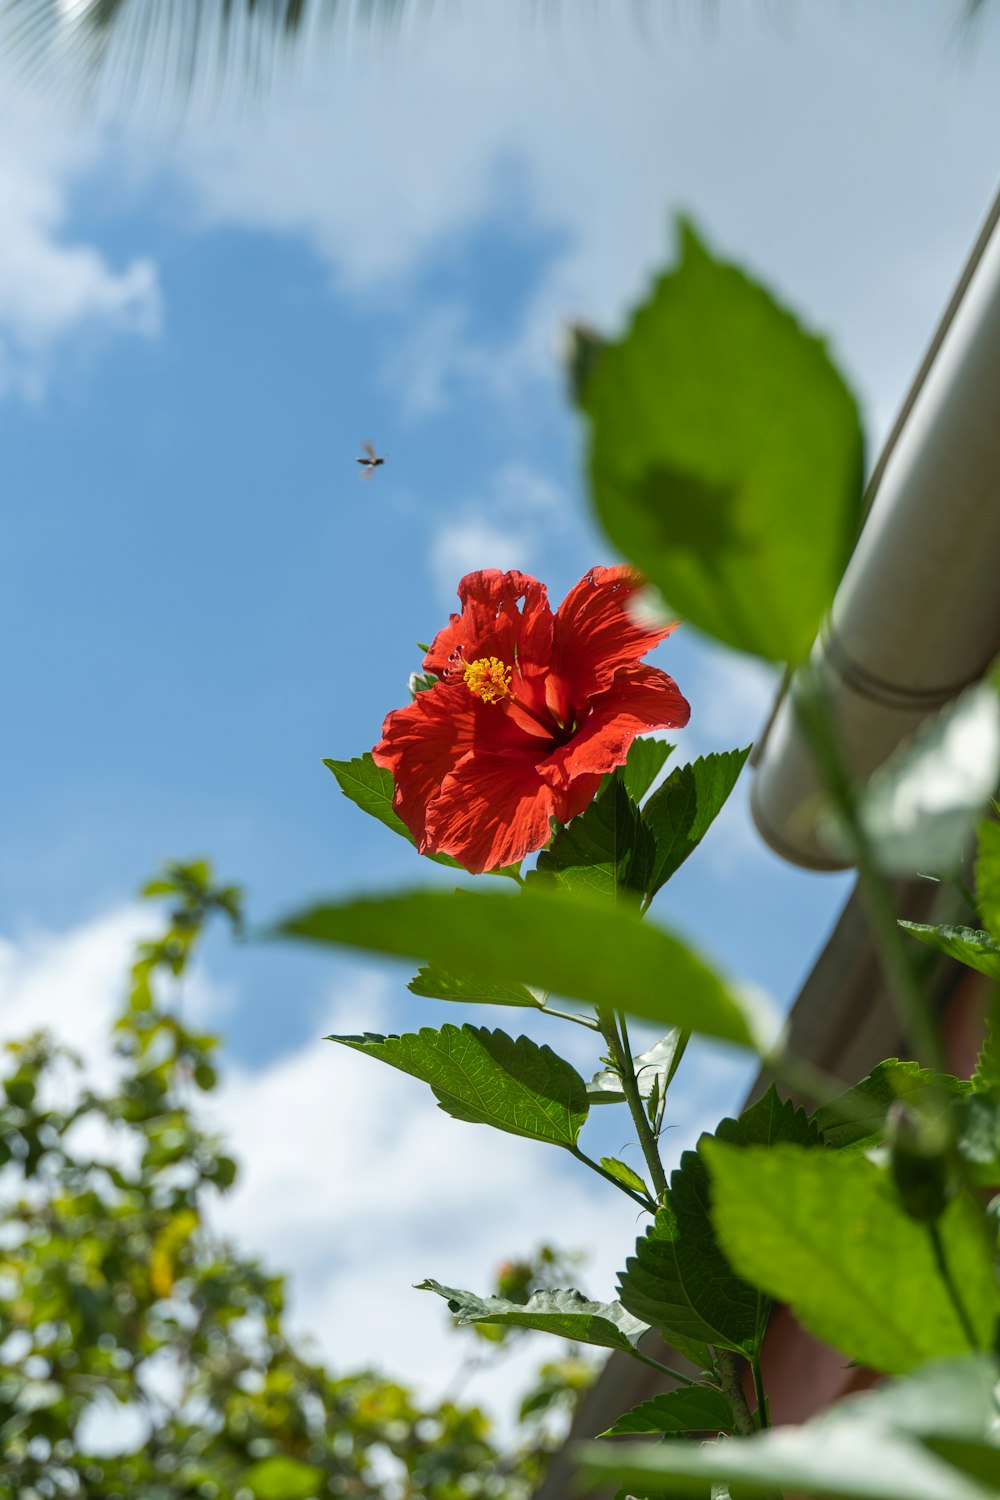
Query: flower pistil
463,656,512,705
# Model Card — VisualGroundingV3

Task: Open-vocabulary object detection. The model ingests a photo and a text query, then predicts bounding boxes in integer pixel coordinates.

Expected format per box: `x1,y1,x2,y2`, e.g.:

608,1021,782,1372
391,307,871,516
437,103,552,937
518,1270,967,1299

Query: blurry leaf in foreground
581,221,864,664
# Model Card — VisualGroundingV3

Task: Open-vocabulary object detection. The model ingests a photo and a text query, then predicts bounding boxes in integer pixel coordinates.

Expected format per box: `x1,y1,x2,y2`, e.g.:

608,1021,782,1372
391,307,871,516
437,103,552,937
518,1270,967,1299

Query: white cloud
428,459,572,598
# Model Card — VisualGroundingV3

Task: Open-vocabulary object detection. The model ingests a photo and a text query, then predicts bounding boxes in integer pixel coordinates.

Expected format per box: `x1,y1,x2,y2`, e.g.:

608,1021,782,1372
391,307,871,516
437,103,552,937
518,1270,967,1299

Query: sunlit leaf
282,885,772,1049
419,1280,650,1352
704,1143,997,1374
327,1024,588,1147
244,1457,325,1500
600,1157,648,1196
407,967,544,1009
587,1030,684,1106
643,748,752,896
900,922,1000,980
814,1059,971,1152
581,222,864,664
619,736,673,804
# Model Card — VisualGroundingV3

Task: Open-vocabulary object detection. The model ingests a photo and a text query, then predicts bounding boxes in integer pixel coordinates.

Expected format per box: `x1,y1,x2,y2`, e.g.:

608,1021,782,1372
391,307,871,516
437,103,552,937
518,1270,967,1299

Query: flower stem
601,1010,668,1201
715,1349,755,1437
569,1145,656,1213
750,1352,769,1429
928,1220,980,1351
629,1345,698,1387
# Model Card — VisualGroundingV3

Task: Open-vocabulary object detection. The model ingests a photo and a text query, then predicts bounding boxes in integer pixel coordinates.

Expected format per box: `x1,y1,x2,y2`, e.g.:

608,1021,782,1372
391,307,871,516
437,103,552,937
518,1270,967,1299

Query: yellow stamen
463,656,512,705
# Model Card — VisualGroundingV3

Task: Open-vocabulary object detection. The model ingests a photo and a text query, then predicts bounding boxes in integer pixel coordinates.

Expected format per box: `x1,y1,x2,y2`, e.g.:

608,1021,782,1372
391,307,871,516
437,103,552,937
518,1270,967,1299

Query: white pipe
751,190,1000,870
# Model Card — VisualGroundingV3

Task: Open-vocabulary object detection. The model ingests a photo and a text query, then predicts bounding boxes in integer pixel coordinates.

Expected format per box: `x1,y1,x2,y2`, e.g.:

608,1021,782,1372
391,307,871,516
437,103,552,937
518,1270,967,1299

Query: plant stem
750,1352,769,1429
537,1003,601,1030
928,1220,980,1351
603,1010,668,1200
794,674,944,1072
569,1145,656,1213
714,1349,755,1437
629,1345,698,1387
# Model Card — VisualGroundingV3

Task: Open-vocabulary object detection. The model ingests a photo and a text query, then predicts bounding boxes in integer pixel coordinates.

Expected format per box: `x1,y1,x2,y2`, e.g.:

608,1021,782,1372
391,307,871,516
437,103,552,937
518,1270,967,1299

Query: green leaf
814,1059,970,1152
643,748,752,897
584,1357,1000,1500
972,989,1000,1097
282,885,770,1050
418,1281,650,1353
955,1093,1000,1185
324,754,461,869
587,1030,685,1106
581,222,864,664
899,921,1000,980
974,818,1000,941
407,966,544,1009
536,781,656,900
619,737,673,804
327,1024,588,1147
618,1088,815,1358
243,1457,325,1500
600,1157,648,1196
704,1142,998,1374
600,1386,735,1438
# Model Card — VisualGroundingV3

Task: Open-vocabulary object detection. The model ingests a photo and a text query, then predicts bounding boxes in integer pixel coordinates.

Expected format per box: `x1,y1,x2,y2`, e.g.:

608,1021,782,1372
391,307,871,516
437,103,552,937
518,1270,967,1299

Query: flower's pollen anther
463,656,513,705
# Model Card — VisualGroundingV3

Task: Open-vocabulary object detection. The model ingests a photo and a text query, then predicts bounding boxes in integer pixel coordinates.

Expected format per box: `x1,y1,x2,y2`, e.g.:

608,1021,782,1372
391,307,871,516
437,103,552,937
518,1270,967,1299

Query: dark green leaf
643,748,752,897
407,967,544,1009
536,782,656,900
419,1281,649,1353
704,1142,997,1374
619,737,673,804
618,1087,818,1358
327,1024,588,1147
581,222,864,664
600,1386,735,1438
600,1157,648,1196
955,1093,1000,1185
408,669,438,696
899,922,1000,980
588,1030,684,1106
282,885,768,1049
814,1060,970,1152
324,754,462,868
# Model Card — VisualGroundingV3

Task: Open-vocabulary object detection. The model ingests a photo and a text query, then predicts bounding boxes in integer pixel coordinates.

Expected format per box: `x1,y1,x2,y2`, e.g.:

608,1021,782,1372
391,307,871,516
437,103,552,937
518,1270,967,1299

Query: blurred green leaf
280,885,770,1049
704,1142,997,1374
643,748,752,897
244,1457,326,1499
599,1385,734,1438
900,922,1000,980
972,990,1000,1097
327,1024,588,1147
419,1281,649,1353
975,819,1000,941
955,1093,1000,1185
581,222,864,664
814,1059,970,1152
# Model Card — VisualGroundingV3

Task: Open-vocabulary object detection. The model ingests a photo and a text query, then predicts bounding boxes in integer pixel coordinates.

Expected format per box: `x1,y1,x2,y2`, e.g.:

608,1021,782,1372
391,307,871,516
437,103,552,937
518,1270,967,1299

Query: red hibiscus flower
372,566,690,873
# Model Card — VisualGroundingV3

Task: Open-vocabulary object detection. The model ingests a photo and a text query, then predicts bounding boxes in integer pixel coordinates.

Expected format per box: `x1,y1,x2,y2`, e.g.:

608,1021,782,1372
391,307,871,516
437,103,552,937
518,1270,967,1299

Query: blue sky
2,0,1000,1416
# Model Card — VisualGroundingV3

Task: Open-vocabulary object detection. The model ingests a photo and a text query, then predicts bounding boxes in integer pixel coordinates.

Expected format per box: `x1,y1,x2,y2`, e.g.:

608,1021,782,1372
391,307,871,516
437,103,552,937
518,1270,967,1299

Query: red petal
540,666,691,789
372,684,481,849
424,752,555,872
423,570,553,683
550,567,678,710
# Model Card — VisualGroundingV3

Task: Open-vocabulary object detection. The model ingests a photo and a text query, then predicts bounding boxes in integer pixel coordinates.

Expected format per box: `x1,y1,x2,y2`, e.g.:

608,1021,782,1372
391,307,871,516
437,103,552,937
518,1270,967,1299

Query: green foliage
280,885,769,1049
704,1142,998,1375
419,1282,650,1354
642,747,752,898
579,222,864,664
599,1386,735,1438
535,780,656,900
972,988,1000,1097
583,1356,1000,1500
587,1030,684,1107
814,1059,971,1152
974,818,1000,941
900,921,1000,980
600,1156,649,1196
619,736,674,804
618,1087,817,1359
0,867,574,1500
324,754,464,869
326,1025,589,1147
